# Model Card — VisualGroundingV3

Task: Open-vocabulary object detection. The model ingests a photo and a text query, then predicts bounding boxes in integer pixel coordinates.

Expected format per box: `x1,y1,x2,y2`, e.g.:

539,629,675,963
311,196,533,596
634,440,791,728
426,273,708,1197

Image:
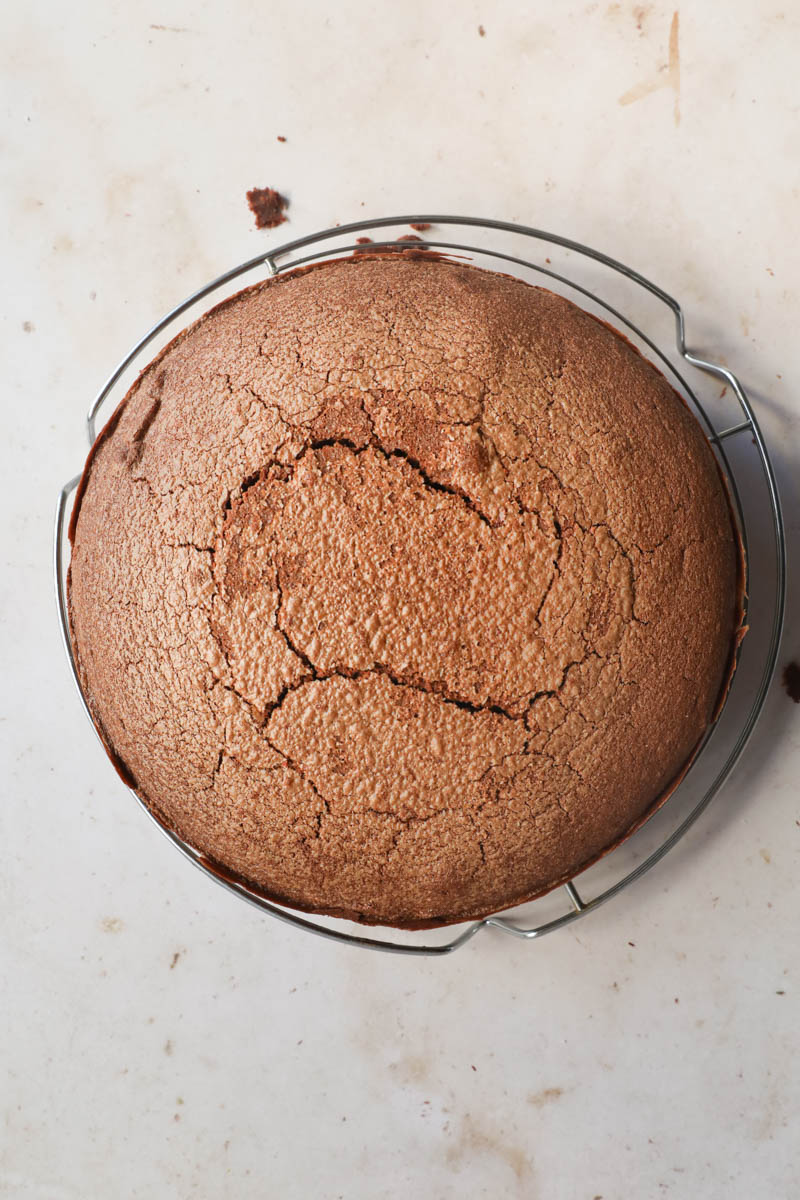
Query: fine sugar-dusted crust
68,256,742,928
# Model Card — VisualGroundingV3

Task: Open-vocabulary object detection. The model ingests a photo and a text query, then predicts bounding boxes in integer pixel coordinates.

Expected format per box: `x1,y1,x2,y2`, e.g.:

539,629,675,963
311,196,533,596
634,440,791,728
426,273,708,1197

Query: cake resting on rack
67,255,742,927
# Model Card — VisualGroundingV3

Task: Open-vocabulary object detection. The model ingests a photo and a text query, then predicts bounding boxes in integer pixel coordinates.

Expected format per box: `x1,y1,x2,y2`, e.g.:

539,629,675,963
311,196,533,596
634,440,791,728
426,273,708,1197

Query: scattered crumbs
164,1039,174,1056
246,187,288,229
611,981,619,990
471,1064,477,1071
22,320,34,332
341,1115,347,1122
100,916,124,933
766,267,774,276
89,290,96,301
628,941,636,947
545,256,551,263
478,24,486,36
409,222,431,231
277,135,287,143
289,986,297,993
150,24,192,33
782,661,800,703
776,373,782,379
776,990,785,995
397,233,423,242
674,997,679,1004
760,848,772,864
355,236,373,244
177,1097,184,1105
170,951,181,969
297,1039,303,1046
719,385,727,398
173,1113,181,1122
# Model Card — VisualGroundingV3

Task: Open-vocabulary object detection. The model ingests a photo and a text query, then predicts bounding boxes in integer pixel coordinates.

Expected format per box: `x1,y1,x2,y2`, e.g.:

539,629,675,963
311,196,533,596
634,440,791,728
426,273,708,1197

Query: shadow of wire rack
54,216,786,955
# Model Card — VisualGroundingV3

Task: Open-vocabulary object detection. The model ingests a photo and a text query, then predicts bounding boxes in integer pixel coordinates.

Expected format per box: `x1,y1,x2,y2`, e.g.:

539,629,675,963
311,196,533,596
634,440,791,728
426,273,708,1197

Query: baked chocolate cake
68,255,742,927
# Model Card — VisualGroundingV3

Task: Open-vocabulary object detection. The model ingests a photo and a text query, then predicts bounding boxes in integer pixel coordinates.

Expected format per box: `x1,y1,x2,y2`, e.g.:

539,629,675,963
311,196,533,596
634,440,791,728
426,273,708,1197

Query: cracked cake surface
68,255,741,927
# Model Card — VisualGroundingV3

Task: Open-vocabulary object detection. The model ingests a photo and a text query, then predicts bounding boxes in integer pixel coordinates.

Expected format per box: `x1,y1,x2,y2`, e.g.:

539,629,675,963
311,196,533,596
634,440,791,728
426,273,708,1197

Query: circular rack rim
54,214,786,955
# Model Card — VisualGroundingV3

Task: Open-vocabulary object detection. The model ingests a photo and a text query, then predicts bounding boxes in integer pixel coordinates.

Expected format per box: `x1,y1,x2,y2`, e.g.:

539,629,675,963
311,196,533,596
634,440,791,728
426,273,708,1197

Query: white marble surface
2,1,799,1196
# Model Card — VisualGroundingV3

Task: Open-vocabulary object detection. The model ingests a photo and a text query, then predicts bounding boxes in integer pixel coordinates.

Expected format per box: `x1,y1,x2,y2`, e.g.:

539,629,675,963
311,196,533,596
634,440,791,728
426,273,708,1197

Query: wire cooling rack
54,216,786,955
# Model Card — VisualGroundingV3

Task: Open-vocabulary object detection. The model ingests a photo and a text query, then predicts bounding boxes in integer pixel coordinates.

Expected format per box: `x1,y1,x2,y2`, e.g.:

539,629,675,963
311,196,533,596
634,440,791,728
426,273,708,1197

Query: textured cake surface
68,256,739,926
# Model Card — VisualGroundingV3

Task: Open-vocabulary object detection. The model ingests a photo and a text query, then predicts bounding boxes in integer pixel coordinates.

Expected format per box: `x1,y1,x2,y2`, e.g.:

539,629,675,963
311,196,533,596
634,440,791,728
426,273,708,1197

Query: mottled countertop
2,2,798,1196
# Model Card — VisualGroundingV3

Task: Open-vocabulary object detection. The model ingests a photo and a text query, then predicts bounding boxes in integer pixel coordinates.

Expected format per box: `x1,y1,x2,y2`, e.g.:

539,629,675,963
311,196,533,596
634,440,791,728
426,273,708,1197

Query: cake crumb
782,660,800,702
397,234,423,242
246,187,288,229
478,24,486,36
409,222,431,231
277,135,287,143
22,320,34,332
355,236,373,244
170,951,181,969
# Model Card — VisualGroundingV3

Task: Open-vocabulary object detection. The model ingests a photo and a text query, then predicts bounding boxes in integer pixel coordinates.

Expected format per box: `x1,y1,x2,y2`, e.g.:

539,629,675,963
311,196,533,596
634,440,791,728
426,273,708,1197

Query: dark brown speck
782,661,800,703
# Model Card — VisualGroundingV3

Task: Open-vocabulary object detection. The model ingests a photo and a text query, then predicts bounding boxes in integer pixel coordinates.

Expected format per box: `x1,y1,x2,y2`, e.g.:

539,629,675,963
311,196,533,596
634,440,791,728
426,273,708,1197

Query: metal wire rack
54,216,786,955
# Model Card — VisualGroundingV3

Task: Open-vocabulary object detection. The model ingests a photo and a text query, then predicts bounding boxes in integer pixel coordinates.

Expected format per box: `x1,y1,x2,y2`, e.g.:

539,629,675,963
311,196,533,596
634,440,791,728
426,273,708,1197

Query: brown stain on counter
446,1112,533,1187
633,4,652,34
388,1054,429,1085
619,11,680,125
527,1086,565,1107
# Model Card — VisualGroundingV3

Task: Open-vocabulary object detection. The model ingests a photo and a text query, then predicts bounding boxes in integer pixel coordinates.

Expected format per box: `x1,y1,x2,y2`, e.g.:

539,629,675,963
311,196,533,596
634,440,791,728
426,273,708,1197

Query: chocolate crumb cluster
246,187,288,229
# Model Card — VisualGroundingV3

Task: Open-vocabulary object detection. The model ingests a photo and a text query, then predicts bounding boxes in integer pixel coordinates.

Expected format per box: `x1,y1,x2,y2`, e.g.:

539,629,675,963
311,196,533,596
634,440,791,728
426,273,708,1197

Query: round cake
68,254,741,927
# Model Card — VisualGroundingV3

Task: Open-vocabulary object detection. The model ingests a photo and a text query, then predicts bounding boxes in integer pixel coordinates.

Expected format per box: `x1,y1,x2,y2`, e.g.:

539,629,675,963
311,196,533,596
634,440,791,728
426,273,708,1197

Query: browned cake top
68,256,740,927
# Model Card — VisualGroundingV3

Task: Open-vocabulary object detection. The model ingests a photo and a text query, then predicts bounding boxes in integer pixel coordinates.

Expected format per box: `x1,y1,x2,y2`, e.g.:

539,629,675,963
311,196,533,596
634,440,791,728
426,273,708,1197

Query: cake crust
68,256,741,927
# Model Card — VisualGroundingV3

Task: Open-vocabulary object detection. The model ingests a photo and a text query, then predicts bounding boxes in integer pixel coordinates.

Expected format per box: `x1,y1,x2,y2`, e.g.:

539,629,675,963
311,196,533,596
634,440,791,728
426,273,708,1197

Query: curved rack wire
55,216,786,955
